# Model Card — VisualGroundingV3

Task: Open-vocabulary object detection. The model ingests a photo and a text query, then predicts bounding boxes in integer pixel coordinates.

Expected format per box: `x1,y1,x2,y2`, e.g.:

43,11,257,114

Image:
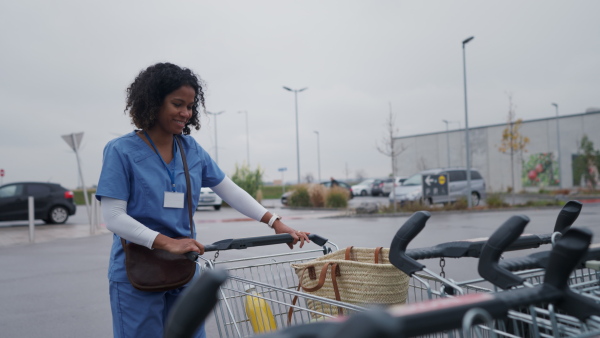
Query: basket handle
288,263,343,325
344,246,384,263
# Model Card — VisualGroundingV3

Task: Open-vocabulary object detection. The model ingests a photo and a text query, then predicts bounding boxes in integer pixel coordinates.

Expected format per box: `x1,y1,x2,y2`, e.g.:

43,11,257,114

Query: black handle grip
499,254,546,271
184,234,329,261
478,215,530,289
553,200,582,234
164,269,228,338
389,211,431,275
543,227,592,290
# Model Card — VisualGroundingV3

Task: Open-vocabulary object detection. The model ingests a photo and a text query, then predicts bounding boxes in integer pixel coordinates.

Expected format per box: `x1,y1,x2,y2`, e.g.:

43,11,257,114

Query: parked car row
351,177,407,197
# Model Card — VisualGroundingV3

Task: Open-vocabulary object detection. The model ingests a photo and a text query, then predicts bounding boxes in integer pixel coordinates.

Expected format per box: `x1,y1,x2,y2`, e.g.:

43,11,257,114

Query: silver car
389,168,486,206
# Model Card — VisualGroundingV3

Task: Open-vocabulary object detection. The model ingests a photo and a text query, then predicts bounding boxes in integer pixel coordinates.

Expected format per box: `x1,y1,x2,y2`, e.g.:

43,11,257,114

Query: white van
389,168,486,206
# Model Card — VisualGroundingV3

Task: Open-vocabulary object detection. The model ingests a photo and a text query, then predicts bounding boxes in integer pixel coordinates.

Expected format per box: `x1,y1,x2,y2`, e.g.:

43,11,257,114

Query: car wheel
45,206,69,224
471,192,481,206
213,205,221,211
360,190,367,196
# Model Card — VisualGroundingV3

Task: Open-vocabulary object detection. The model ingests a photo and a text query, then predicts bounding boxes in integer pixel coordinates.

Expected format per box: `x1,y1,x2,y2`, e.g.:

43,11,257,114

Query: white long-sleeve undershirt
101,176,269,249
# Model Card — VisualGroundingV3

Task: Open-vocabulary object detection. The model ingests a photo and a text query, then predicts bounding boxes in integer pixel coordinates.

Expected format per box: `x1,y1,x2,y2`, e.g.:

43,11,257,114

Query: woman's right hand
152,234,205,255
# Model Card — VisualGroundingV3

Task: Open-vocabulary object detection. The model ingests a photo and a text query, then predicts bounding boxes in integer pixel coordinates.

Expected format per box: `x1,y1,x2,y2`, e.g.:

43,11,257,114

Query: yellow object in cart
244,285,277,333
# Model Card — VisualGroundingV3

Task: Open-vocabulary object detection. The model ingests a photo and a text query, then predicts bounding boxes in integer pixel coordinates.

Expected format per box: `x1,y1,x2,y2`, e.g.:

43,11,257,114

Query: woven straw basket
291,247,409,317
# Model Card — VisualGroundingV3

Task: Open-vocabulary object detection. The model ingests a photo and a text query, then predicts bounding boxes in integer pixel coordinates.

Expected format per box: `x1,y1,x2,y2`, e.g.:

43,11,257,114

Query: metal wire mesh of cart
208,243,366,337
404,266,600,337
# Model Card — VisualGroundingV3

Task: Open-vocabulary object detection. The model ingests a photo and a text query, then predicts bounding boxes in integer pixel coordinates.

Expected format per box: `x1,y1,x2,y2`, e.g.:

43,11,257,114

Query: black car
370,179,385,196
0,182,77,224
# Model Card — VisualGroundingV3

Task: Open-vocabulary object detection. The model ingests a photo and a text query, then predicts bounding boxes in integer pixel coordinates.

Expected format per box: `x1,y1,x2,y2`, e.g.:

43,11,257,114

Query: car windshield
402,174,422,186
358,180,373,186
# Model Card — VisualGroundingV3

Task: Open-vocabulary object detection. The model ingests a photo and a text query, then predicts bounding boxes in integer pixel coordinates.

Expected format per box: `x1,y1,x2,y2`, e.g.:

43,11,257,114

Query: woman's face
152,85,196,135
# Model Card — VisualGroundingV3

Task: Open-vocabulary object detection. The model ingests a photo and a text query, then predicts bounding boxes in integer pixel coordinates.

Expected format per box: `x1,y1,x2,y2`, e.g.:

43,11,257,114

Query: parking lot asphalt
0,199,351,247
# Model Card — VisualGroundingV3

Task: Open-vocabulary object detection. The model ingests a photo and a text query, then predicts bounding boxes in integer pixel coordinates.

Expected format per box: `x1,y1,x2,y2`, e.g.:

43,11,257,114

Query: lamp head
462,36,474,45
283,86,292,92
552,103,558,108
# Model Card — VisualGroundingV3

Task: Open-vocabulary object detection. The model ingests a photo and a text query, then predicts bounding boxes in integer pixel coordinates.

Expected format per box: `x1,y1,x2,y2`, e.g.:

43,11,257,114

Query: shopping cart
166,227,600,338
182,232,370,338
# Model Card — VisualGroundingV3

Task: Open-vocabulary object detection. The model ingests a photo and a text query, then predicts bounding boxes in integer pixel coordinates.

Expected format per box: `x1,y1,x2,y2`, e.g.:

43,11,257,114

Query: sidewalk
0,223,111,247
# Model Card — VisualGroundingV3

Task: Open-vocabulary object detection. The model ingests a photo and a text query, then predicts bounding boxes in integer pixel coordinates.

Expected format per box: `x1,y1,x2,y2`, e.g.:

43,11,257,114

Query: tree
498,94,529,203
574,135,600,189
231,163,264,201
377,102,407,210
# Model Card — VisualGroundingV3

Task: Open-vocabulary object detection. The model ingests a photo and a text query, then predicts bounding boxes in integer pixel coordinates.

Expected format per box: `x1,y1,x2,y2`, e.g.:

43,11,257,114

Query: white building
392,110,600,192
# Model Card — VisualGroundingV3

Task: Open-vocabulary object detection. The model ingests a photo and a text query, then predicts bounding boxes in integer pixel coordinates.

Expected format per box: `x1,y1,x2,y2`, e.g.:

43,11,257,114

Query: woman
96,62,309,338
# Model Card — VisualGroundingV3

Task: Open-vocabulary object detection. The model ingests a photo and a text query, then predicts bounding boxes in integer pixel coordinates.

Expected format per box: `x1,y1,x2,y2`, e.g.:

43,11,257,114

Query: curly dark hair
125,63,205,134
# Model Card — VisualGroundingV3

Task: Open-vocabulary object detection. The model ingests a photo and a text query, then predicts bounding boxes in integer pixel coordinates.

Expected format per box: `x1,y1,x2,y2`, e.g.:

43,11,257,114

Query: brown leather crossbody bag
121,135,197,292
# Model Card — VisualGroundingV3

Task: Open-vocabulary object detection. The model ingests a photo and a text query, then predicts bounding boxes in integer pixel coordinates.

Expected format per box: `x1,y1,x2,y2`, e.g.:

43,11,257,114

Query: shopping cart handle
553,200,582,234
389,211,430,275
184,234,328,261
500,242,600,272
477,215,530,289
164,269,228,338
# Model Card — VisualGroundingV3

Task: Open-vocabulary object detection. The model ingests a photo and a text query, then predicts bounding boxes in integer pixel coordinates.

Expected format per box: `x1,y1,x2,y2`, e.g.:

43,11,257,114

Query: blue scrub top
96,131,225,282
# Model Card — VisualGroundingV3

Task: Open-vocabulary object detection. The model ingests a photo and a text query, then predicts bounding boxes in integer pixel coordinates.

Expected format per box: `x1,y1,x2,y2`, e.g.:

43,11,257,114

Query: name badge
164,191,185,208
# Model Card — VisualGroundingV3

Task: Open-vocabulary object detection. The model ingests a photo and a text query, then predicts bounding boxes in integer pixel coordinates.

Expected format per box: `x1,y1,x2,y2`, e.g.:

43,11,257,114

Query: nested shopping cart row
166,200,600,338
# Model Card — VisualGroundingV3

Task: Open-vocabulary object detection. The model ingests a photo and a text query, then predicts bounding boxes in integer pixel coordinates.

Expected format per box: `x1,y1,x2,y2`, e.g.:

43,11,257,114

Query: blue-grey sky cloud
1,1,599,188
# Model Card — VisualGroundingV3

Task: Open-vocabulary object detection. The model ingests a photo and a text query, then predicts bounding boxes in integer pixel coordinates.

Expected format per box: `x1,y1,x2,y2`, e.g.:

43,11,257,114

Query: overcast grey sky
1,1,599,189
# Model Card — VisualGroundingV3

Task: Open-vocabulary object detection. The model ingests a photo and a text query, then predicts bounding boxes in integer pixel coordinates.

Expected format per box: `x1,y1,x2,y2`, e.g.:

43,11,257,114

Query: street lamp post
283,86,308,184
206,110,225,165
238,110,250,166
314,130,321,182
552,103,562,188
462,36,474,208
442,120,451,167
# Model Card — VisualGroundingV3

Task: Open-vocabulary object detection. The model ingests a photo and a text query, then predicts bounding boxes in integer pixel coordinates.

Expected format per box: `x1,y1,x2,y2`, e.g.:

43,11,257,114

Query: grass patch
74,189,96,205
486,193,509,208
262,185,292,199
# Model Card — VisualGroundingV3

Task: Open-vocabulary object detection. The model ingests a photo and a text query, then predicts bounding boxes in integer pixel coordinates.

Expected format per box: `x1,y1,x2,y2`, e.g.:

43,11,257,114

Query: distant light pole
442,120,451,167
462,36,474,208
206,110,225,165
238,110,250,166
283,86,308,184
314,130,321,182
552,103,562,188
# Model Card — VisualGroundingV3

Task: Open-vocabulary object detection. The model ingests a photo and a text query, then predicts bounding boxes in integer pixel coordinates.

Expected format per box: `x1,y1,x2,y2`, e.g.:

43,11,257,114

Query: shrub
486,193,509,208
289,185,311,207
325,187,348,208
231,163,263,199
453,197,469,209
308,184,327,208
255,189,263,204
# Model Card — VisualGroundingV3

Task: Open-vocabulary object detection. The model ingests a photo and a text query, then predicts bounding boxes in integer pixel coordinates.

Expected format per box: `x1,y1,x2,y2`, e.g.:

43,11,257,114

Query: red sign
0,169,4,177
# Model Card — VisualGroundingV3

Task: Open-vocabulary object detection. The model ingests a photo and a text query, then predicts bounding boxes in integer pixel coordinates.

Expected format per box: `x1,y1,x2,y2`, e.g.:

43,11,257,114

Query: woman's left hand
273,221,311,249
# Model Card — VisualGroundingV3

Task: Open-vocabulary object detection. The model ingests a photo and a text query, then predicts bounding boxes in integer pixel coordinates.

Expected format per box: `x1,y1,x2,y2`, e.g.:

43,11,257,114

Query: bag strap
175,135,195,238
345,246,384,263
288,263,343,324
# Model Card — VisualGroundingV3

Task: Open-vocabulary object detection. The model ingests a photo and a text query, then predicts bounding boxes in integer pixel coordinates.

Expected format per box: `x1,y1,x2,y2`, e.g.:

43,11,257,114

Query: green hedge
73,189,96,205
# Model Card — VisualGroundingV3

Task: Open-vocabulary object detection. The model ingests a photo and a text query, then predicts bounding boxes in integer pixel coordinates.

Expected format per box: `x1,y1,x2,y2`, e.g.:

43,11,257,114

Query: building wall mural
521,152,559,187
